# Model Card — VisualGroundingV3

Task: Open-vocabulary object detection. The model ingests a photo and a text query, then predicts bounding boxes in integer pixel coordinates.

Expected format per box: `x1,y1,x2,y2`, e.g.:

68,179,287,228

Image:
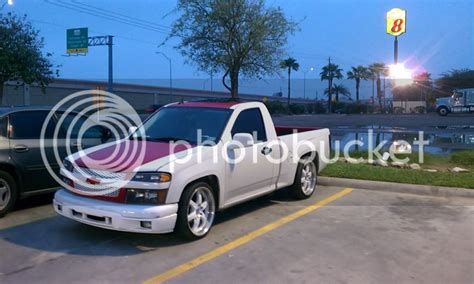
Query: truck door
224,108,276,203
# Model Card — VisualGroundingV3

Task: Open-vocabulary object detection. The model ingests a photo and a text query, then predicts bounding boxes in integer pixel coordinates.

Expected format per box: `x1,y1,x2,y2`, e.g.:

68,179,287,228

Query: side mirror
228,133,254,150
128,126,138,136
100,126,112,142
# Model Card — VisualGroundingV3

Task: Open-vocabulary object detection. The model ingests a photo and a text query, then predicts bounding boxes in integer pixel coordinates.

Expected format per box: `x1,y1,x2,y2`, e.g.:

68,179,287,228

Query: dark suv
0,106,110,217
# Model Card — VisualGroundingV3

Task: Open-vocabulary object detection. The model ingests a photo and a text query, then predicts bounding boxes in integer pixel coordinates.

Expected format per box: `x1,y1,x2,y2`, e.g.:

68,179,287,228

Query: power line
70,0,172,31
31,18,161,46
43,0,170,35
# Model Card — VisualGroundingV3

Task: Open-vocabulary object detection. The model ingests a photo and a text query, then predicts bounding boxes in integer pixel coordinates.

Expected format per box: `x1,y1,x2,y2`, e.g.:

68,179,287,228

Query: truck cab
436,88,474,116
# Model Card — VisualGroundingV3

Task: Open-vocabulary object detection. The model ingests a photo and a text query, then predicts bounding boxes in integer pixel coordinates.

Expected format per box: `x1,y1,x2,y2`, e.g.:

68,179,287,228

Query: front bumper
53,189,178,234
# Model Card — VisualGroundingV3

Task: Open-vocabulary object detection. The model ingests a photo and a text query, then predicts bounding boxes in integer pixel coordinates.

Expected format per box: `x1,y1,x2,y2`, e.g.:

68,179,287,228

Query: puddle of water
331,131,474,155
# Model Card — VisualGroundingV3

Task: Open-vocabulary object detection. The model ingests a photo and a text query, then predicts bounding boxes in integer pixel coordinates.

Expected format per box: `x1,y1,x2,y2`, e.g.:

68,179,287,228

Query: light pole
156,52,172,96
1,0,13,10
303,67,314,99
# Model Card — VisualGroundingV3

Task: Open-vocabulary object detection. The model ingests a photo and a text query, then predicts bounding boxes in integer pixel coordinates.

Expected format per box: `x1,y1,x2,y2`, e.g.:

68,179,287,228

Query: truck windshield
134,107,232,144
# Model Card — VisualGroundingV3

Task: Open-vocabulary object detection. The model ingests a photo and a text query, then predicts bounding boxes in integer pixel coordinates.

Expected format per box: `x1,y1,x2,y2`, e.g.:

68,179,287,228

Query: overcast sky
5,0,474,98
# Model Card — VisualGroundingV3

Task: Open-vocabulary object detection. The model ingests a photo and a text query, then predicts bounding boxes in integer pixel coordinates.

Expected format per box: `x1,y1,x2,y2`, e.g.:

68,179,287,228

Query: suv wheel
176,182,216,240
0,171,17,218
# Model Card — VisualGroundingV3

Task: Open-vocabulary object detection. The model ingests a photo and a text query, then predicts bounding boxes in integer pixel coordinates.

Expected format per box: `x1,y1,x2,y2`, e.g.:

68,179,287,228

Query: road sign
386,8,406,37
67,28,89,54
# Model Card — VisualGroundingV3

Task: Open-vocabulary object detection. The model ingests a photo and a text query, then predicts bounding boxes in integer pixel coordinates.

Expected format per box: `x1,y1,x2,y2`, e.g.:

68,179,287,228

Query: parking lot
1,186,472,284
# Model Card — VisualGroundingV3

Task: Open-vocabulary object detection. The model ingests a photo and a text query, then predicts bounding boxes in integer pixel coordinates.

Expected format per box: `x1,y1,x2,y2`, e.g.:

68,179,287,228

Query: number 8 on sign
386,8,406,36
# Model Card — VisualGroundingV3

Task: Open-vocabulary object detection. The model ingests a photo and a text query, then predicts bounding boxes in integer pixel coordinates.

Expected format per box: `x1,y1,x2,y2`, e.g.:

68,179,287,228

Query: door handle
261,146,272,155
14,145,29,153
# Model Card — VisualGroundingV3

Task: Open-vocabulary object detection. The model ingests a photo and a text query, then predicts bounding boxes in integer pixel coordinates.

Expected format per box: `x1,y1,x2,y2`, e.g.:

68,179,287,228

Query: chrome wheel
0,178,11,211
187,186,215,237
300,161,317,195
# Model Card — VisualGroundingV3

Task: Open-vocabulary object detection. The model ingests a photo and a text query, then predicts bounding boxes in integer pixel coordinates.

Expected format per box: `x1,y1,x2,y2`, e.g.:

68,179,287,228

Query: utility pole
156,52,173,96
327,57,332,113
303,67,314,100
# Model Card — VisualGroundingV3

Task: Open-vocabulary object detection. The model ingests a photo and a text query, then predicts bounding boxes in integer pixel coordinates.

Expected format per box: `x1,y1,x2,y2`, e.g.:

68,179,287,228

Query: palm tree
333,84,351,101
368,63,388,109
414,72,433,103
320,61,343,113
280,57,300,110
347,66,369,102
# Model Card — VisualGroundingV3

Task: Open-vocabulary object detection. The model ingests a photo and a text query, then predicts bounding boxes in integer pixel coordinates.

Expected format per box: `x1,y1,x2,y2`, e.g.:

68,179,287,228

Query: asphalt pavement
1,185,472,283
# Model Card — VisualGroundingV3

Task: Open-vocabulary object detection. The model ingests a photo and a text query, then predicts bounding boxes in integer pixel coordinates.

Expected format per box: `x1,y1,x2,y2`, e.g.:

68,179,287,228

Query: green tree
347,66,369,102
320,61,343,113
168,0,297,98
331,84,351,101
435,69,474,91
368,63,388,108
280,57,299,109
0,13,58,105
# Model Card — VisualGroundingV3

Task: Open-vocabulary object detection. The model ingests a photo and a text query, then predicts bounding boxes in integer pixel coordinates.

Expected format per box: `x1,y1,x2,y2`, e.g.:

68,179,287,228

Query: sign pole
108,35,113,92
386,8,406,64
394,36,398,64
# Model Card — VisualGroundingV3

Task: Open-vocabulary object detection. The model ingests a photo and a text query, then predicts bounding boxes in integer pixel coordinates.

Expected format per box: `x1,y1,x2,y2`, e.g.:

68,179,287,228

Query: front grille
71,167,127,197
73,182,120,197
75,167,127,180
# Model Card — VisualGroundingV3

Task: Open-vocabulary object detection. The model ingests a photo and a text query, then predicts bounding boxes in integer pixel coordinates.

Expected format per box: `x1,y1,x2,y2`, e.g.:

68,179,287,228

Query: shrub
313,102,326,114
450,151,474,168
414,106,426,114
289,103,305,115
264,100,287,114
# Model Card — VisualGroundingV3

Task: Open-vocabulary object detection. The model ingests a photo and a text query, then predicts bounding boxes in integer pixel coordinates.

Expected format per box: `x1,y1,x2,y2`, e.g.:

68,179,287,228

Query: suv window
9,111,55,139
0,117,7,138
231,108,267,142
57,113,104,139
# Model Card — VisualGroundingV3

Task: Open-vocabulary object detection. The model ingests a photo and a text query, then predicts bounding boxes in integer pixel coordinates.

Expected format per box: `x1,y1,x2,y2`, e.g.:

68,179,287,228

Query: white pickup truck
54,101,330,240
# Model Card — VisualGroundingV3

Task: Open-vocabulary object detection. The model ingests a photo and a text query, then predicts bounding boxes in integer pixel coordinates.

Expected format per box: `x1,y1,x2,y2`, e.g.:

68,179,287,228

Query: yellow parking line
144,188,353,284
0,205,56,231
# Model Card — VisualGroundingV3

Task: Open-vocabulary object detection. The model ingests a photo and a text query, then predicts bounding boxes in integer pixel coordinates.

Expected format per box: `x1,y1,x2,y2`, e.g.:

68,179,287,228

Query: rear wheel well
0,164,20,192
184,175,220,209
301,151,319,172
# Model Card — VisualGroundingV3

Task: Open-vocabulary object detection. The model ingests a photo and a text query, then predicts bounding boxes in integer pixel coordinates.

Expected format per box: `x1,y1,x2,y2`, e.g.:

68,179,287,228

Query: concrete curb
319,176,474,198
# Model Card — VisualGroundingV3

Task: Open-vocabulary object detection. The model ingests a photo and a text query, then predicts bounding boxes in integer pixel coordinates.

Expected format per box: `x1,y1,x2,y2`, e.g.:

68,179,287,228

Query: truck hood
436,97,451,106
73,139,193,172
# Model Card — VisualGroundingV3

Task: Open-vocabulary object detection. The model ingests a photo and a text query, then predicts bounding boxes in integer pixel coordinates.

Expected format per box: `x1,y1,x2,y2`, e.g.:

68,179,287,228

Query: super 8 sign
386,8,406,36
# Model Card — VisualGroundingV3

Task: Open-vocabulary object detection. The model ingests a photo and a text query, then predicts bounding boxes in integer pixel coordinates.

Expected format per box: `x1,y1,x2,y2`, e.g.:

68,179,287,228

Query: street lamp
156,51,173,96
1,0,13,9
388,63,413,87
303,67,314,99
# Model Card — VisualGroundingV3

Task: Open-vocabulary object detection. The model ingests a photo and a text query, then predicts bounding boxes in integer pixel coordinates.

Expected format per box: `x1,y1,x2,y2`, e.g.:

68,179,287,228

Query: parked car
54,101,330,240
0,106,110,217
436,88,474,116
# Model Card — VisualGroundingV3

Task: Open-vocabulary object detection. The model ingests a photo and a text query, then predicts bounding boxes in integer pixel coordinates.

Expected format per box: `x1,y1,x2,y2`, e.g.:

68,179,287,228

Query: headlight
131,172,171,183
125,188,168,205
63,159,74,172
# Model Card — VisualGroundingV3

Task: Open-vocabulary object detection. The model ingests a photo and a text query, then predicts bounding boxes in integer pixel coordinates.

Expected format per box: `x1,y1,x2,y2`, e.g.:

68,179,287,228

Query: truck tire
437,106,449,116
175,182,216,240
0,171,18,218
290,157,318,200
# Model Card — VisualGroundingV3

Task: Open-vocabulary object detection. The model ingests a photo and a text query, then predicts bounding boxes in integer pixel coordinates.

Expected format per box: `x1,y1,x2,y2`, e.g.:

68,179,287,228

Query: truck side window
231,108,267,142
